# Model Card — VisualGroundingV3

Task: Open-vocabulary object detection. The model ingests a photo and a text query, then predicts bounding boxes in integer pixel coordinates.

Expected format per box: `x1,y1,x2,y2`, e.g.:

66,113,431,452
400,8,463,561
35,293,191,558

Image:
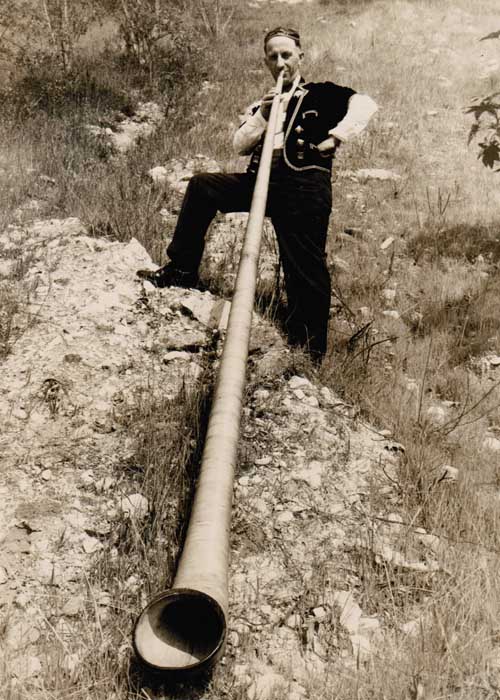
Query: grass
2,0,500,698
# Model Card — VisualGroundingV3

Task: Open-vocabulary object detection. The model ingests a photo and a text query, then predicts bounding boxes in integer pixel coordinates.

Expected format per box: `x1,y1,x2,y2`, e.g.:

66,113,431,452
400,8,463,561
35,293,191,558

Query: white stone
62,596,85,616
276,510,294,524
350,633,372,658
163,350,191,362
292,461,323,489
312,606,327,621
319,386,334,404
254,389,270,401
82,535,102,554
382,310,400,319
119,493,149,519
332,591,362,634
148,166,168,183
484,437,500,452
95,476,116,493
304,395,320,408
426,405,447,426
355,168,402,183
62,653,81,675
332,255,350,272
11,655,42,679
382,288,396,302
438,465,458,482
358,616,381,633
400,618,422,636
247,671,286,700
288,376,310,390
80,470,94,485
380,236,395,250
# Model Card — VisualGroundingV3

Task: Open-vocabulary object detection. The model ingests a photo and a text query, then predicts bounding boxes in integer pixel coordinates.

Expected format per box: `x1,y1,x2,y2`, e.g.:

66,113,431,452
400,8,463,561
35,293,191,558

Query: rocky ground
0,202,450,697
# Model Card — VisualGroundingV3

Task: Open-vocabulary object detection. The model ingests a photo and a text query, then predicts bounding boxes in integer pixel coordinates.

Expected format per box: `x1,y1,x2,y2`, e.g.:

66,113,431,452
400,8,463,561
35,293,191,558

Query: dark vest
248,81,355,174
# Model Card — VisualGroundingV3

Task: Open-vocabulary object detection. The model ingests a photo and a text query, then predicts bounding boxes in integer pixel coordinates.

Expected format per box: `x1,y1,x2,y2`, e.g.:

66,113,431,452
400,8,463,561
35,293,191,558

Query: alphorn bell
133,70,285,674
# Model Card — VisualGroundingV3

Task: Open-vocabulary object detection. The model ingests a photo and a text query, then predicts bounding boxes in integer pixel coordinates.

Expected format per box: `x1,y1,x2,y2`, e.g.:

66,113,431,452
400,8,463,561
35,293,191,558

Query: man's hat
264,27,301,49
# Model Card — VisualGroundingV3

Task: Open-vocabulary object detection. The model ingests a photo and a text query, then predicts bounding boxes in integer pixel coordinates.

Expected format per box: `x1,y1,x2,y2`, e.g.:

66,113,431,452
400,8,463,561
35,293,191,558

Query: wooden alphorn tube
133,71,285,675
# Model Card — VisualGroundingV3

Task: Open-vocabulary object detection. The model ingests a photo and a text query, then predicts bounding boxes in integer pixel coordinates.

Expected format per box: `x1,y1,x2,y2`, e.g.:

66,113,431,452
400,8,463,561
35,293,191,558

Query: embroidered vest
248,81,355,174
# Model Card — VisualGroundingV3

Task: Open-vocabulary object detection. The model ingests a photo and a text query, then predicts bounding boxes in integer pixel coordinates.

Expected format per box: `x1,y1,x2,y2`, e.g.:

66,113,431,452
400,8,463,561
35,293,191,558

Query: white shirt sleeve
329,93,378,142
233,101,268,155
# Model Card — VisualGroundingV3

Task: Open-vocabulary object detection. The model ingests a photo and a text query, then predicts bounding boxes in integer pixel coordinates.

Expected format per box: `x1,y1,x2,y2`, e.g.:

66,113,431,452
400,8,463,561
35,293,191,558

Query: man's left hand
316,136,341,155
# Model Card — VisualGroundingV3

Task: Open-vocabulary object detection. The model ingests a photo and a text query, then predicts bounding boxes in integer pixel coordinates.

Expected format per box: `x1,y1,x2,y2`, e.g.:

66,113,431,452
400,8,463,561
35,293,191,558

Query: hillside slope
2,1,500,699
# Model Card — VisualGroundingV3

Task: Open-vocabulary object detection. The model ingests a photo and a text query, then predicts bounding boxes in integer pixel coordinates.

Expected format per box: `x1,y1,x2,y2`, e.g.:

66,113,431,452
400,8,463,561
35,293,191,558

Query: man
138,27,377,360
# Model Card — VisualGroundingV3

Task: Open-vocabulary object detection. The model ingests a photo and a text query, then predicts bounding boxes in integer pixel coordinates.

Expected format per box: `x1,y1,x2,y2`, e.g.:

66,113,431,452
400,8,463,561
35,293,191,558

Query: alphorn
133,70,285,674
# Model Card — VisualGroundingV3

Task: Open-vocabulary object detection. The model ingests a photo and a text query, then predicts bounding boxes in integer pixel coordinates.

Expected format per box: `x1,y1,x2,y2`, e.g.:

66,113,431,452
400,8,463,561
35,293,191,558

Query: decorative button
297,139,305,146
295,125,304,134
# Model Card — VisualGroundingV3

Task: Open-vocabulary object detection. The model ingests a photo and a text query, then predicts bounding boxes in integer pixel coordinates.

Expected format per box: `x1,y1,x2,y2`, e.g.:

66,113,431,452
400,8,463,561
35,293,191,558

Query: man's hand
260,88,281,120
316,135,341,155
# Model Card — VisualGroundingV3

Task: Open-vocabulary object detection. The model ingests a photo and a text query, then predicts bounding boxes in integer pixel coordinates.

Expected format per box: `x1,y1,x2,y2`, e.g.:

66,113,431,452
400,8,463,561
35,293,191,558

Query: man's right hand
260,88,281,120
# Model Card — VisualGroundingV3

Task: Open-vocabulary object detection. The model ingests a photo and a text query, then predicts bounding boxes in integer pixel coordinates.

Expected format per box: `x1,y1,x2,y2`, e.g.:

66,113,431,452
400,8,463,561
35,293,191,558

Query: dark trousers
167,160,332,357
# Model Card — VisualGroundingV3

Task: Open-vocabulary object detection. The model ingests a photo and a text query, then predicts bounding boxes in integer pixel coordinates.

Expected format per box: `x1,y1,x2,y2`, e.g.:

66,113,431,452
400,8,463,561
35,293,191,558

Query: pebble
247,671,286,700
62,652,81,676
319,386,334,404
11,654,42,679
438,465,458,482
41,469,52,481
380,236,395,250
382,309,400,319
95,476,115,493
332,590,362,634
82,535,102,554
304,395,319,408
163,350,191,362
80,470,94,485
484,436,500,452
36,559,61,585
228,630,240,647
292,461,323,489
426,405,447,426
288,376,310,390
255,456,272,466
119,493,149,519
351,633,371,658
148,166,168,183
15,592,30,608
254,389,270,401
312,606,327,621
0,566,8,585
276,510,294,524
286,613,301,629
62,595,85,617
358,615,381,633
400,618,422,636
355,168,401,183
6,620,41,649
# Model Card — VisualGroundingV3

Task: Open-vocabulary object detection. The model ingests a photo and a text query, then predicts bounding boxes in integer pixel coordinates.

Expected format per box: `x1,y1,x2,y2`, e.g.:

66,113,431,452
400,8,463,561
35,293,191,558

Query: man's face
264,36,303,86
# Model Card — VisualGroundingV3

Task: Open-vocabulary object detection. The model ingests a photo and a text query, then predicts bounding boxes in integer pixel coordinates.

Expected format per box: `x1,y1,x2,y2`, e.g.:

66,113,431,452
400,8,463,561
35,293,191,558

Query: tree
467,31,500,170
0,0,98,74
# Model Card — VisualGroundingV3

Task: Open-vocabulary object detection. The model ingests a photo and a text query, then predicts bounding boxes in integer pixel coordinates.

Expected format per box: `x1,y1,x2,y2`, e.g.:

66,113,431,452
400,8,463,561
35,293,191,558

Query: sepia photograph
1,1,500,698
